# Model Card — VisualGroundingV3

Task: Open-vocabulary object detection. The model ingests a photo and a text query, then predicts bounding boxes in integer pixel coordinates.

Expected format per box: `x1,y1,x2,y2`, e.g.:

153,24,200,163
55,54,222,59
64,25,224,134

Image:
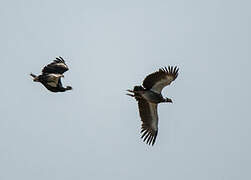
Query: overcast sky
0,0,250,179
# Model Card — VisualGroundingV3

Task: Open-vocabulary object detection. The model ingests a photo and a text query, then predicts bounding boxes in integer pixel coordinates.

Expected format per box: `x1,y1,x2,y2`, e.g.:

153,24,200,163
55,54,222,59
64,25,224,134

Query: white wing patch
56,63,68,69
46,74,61,87
151,75,174,93
47,82,58,87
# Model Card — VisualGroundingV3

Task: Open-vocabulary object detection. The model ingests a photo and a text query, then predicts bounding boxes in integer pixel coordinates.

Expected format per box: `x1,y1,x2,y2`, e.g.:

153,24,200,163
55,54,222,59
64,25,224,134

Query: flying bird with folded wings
127,66,179,146
30,57,72,92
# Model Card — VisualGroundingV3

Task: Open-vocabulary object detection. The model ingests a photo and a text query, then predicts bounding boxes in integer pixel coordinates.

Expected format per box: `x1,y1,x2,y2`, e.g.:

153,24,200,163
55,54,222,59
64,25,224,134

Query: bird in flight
127,66,179,146
30,56,72,92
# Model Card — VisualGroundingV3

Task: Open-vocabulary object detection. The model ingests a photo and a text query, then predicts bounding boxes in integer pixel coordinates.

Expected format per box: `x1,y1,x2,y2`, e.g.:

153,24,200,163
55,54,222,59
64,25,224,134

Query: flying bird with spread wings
127,66,179,146
30,57,72,92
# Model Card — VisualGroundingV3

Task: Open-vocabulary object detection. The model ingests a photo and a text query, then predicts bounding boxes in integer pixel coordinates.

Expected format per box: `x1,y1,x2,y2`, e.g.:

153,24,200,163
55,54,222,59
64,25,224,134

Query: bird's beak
166,98,173,103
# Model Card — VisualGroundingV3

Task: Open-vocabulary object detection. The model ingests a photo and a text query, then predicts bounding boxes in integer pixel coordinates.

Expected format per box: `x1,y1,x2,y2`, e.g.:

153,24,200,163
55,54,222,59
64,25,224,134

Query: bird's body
140,90,165,104
30,57,72,93
127,66,179,146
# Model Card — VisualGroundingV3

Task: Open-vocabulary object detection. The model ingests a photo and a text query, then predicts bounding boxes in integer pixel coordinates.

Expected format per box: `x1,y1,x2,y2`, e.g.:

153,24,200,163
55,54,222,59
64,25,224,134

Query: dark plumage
42,57,69,74
127,66,179,146
30,57,72,92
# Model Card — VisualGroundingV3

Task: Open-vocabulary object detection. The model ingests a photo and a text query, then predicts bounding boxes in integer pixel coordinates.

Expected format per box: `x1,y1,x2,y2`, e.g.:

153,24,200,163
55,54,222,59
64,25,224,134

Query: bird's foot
126,89,135,93
126,93,141,99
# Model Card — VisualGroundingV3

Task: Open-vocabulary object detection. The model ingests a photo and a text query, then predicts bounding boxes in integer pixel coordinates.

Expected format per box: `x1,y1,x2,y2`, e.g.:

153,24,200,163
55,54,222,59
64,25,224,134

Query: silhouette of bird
127,66,179,145
30,57,72,92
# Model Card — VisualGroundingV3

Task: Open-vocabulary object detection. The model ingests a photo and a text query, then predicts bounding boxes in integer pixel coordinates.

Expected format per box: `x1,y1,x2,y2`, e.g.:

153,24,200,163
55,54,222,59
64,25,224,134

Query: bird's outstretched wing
42,57,69,74
143,66,179,93
138,99,158,146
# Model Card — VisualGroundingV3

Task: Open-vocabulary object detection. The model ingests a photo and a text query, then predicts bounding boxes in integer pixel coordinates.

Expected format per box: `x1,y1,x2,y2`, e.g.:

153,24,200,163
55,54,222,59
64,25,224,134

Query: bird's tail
133,85,145,92
30,73,37,78
126,85,145,101
30,73,39,82
133,85,145,101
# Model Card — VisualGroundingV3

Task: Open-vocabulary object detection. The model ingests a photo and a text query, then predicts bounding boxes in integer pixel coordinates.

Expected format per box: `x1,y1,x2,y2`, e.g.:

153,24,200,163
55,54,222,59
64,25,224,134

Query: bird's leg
126,90,135,96
126,93,142,98
126,90,142,99
126,89,135,93
126,89,144,94
127,94,142,99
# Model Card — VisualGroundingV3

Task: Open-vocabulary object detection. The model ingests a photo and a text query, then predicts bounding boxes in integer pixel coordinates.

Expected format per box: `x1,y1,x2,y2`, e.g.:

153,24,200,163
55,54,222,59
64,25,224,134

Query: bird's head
66,86,72,90
165,98,173,103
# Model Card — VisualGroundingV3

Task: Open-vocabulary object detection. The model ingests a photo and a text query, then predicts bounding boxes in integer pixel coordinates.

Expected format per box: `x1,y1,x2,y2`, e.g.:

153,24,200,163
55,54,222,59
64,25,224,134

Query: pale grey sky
0,0,250,180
